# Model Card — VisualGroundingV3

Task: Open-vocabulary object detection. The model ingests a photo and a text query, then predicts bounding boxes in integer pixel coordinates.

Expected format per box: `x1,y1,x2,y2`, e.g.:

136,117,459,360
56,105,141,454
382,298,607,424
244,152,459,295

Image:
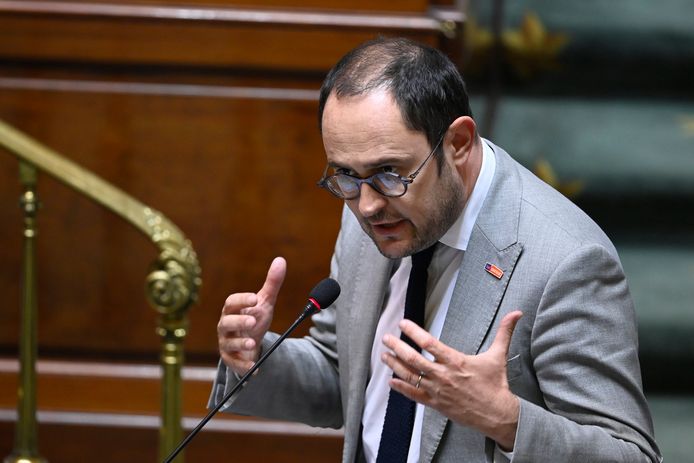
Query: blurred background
0,0,691,461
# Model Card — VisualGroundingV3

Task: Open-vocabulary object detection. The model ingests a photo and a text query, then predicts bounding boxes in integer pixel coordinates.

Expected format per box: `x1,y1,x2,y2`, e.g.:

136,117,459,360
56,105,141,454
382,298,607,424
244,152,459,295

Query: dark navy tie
376,245,436,463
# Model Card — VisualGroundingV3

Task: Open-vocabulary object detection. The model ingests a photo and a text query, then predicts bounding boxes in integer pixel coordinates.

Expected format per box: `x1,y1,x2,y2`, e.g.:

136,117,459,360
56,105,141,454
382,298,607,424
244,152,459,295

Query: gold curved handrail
0,118,201,463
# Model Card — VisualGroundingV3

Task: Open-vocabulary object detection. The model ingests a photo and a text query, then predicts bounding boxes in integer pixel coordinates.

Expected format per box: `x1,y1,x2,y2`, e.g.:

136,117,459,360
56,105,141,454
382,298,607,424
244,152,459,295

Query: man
211,37,661,462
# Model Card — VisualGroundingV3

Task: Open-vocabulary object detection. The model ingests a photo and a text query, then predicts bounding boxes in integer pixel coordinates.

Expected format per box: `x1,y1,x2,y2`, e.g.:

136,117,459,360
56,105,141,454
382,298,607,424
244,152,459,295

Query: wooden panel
0,358,335,419
0,359,207,415
0,420,343,463
0,1,456,72
0,358,344,461
0,82,342,358
1,0,433,14
0,15,434,71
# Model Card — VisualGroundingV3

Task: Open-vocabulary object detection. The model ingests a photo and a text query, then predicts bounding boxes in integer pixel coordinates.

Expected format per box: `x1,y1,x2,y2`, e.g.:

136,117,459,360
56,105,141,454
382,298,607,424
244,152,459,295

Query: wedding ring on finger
415,372,424,389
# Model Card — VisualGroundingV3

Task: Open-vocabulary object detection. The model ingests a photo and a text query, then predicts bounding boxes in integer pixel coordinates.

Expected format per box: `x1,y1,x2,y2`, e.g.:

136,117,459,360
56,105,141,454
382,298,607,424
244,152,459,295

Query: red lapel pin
485,262,504,279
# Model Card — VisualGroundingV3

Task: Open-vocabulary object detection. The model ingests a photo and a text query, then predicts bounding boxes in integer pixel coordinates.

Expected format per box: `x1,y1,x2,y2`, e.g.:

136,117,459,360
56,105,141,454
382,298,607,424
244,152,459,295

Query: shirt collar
439,139,496,251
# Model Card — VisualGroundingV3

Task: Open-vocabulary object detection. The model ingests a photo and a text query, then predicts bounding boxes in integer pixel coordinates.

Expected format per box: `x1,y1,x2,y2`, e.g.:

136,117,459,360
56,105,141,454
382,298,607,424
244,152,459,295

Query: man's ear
446,116,477,166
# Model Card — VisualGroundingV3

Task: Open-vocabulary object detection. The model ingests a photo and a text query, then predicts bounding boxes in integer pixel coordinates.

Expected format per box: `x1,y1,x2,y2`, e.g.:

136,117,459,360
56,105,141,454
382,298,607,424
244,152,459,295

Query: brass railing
0,119,202,463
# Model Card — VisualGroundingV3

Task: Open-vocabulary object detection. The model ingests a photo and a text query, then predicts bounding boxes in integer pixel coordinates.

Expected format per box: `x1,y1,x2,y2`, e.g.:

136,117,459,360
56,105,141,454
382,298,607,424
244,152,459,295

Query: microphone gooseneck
162,277,341,463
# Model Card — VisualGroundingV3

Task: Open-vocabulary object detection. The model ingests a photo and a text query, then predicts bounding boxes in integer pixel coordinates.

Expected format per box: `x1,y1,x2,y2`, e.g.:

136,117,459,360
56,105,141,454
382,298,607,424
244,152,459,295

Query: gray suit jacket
210,142,661,462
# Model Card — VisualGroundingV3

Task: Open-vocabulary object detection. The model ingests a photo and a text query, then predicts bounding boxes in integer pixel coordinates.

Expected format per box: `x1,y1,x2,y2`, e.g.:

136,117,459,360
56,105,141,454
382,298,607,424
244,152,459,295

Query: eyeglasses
317,135,444,200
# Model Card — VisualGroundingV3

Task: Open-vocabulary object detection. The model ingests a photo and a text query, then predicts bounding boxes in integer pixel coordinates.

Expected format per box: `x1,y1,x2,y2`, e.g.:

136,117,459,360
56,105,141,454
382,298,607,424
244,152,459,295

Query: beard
360,163,466,259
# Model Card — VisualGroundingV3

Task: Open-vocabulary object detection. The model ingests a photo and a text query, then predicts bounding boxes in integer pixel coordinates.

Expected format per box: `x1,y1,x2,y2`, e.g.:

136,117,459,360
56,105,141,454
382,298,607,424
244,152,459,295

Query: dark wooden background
0,1,460,460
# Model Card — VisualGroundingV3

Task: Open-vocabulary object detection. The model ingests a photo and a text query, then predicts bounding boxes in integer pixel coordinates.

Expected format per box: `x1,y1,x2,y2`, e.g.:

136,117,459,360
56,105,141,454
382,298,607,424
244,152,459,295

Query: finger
388,377,428,404
222,293,258,315
219,336,256,354
382,334,434,376
398,319,454,364
381,351,429,403
217,313,257,335
489,310,523,356
381,348,423,384
257,257,287,306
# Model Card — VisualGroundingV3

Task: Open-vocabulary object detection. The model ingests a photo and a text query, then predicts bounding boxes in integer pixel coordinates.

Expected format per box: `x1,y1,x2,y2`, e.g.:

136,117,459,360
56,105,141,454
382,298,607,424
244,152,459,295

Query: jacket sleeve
207,209,353,429
511,244,661,462
208,322,342,428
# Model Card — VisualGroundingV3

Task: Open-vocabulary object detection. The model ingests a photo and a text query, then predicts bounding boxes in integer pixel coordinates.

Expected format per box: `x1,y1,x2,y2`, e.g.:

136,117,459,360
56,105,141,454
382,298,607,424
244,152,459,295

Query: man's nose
357,183,387,218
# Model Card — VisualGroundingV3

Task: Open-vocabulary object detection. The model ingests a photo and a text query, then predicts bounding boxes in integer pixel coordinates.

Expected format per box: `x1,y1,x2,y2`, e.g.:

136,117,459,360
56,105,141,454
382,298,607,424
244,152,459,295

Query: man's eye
335,168,353,176
381,166,395,173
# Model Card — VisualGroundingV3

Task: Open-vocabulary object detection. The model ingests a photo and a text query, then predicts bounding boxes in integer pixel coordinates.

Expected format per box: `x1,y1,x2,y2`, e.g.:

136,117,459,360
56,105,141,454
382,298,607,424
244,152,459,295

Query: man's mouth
370,220,406,236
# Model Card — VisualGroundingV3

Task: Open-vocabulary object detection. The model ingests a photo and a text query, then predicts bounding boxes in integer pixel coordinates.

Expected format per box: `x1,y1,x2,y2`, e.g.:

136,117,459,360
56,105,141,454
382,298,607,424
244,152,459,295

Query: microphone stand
162,305,315,463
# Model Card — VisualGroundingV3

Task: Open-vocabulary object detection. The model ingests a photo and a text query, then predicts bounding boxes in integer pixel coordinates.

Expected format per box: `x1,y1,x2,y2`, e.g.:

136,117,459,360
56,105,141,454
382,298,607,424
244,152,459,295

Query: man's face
321,90,465,258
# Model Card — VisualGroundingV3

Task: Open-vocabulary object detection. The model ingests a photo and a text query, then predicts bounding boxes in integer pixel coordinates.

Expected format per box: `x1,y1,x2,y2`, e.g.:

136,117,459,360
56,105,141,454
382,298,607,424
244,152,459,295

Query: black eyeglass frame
317,134,445,200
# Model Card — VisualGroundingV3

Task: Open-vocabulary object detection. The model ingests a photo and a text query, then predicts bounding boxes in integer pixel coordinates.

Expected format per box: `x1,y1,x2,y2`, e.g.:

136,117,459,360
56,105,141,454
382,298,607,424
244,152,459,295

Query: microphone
162,277,341,463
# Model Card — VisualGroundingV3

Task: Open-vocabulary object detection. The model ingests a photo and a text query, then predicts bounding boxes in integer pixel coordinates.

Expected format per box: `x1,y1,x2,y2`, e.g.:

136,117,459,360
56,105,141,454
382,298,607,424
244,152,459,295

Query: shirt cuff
494,444,514,462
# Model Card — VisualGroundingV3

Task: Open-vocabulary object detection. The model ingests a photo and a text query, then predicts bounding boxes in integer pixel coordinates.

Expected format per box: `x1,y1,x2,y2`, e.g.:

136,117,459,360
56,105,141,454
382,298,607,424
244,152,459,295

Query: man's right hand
217,257,287,376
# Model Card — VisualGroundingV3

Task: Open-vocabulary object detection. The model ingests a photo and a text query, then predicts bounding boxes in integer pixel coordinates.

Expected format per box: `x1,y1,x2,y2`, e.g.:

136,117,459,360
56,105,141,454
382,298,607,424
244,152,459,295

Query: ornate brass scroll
0,119,201,462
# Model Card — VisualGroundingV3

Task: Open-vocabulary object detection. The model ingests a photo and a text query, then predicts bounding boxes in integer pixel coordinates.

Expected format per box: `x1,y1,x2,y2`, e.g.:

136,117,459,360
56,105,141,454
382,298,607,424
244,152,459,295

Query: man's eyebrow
327,161,349,170
327,155,408,172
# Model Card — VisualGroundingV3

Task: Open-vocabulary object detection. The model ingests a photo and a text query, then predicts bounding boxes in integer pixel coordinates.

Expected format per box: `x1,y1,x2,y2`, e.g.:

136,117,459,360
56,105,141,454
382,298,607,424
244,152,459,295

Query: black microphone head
308,278,341,311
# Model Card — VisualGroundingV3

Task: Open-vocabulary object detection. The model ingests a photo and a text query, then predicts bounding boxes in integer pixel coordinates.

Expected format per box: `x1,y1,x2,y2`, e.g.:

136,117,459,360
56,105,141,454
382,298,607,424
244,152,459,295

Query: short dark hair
318,37,474,169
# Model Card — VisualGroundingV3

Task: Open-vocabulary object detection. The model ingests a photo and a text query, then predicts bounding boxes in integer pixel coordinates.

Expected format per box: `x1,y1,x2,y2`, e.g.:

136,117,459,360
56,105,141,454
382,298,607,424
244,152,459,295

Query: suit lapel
419,142,525,463
441,235,523,355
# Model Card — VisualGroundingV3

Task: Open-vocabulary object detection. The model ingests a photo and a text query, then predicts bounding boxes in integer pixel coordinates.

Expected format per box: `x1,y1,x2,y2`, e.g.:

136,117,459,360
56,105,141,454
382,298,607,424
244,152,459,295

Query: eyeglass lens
332,172,406,199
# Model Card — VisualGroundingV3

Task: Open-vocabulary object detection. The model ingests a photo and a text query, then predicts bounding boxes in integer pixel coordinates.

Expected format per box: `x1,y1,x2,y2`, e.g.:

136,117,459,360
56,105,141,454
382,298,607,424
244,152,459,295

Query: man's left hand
381,310,523,451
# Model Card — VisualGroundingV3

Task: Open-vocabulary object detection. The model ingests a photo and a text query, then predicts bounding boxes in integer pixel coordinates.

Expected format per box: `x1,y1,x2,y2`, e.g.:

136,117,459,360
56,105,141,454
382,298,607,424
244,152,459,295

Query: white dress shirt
361,141,498,462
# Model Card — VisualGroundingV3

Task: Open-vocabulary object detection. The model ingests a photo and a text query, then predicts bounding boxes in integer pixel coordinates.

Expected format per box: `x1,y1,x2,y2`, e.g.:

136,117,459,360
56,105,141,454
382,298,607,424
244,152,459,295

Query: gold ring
415,373,423,389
